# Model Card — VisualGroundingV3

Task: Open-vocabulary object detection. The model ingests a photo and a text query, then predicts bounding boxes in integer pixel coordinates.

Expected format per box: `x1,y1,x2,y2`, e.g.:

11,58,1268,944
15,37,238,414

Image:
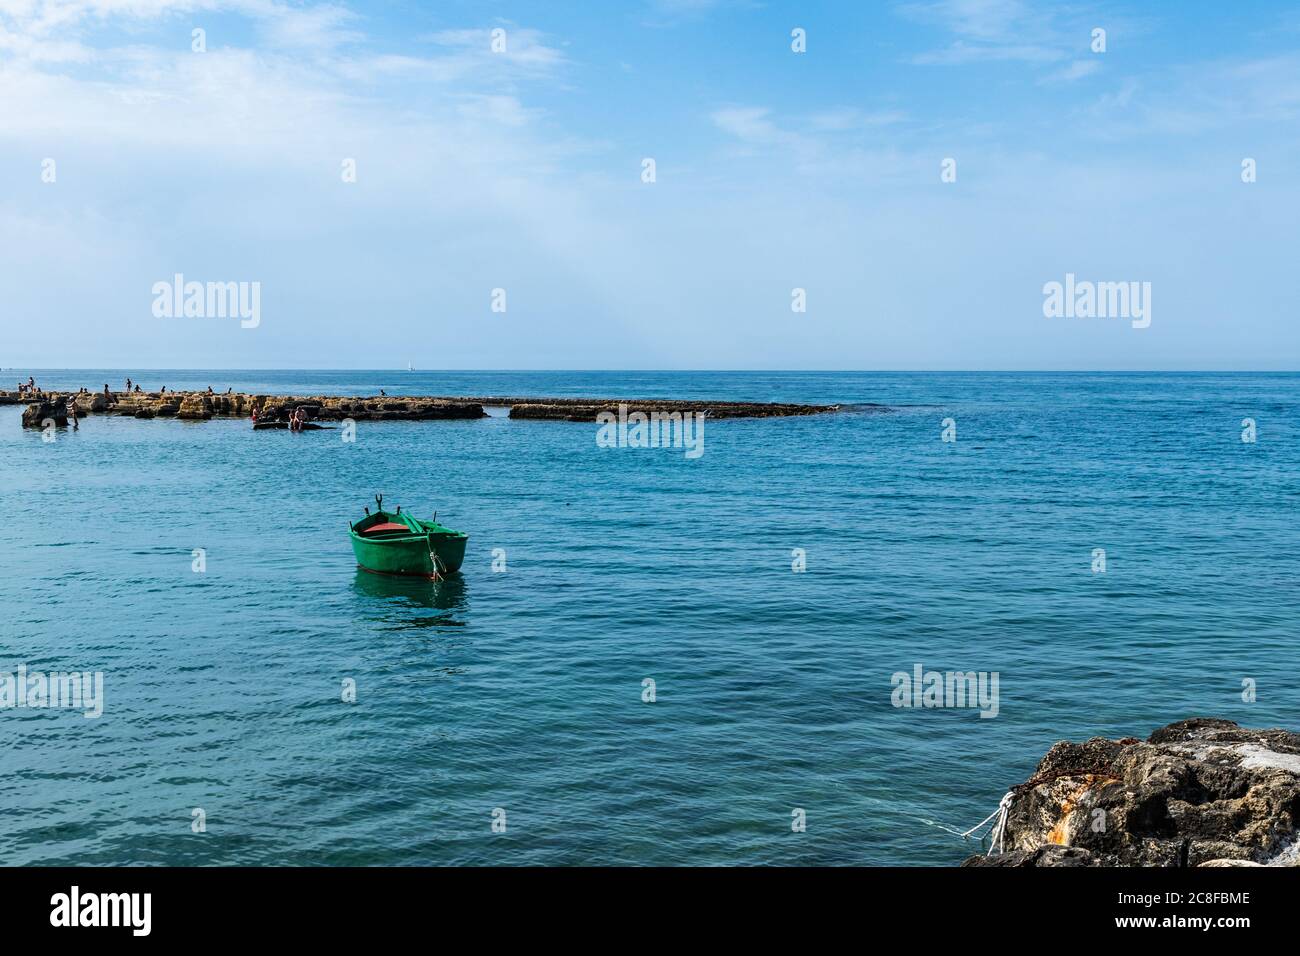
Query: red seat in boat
360,522,411,535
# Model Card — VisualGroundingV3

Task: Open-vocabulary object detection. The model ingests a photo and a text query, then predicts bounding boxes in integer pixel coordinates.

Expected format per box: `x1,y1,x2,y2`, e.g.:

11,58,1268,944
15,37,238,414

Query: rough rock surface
7,389,842,424
506,398,840,421
21,398,67,428
963,719,1300,867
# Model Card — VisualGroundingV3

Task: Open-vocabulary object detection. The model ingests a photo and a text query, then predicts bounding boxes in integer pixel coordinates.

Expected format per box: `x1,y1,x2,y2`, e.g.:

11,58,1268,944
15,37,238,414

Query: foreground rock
963,719,1300,867
21,397,69,428
7,389,841,424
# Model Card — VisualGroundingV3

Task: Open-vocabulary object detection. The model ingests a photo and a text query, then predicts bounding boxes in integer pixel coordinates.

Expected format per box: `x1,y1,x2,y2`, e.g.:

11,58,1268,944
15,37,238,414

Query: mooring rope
960,791,1015,856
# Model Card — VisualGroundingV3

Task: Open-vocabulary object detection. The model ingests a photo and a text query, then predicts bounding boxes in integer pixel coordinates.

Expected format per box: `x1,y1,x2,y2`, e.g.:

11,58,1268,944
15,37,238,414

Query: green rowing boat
349,496,468,578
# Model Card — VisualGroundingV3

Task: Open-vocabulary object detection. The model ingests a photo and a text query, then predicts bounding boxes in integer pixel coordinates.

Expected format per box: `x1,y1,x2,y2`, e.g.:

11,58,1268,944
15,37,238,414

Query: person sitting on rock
134,384,142,393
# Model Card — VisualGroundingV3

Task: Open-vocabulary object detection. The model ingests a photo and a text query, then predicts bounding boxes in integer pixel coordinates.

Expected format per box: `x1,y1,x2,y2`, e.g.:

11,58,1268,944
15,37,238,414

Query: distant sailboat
407,362,414,372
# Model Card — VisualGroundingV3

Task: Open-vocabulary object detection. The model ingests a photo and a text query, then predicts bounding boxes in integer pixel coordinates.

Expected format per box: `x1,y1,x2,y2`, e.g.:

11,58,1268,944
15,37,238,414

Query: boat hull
419,523,468,574
348,510,468,577
350,534,439,577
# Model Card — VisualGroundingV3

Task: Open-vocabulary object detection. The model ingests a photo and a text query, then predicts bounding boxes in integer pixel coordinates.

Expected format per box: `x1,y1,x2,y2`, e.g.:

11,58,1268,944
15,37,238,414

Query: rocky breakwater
25,391,488,422
963,718,1300,867
254,396,488,422
502,396,841,422
99,391,246,420
10,388,841,425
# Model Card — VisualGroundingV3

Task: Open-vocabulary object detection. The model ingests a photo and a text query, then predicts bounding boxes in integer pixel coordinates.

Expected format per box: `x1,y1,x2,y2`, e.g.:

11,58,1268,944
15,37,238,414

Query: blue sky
1,0,1297,369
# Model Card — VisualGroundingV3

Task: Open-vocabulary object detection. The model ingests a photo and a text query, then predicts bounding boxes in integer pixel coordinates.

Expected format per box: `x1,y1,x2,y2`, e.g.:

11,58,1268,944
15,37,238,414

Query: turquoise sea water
1,370,1297,866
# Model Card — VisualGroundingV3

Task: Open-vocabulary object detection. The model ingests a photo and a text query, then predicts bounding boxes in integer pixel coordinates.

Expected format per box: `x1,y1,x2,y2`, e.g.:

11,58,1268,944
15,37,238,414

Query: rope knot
960,791,1015,856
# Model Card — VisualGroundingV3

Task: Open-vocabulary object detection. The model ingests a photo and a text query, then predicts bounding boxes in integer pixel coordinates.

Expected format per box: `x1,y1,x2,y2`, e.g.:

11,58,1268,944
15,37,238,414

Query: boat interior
357,521,414,538
352,505,421,538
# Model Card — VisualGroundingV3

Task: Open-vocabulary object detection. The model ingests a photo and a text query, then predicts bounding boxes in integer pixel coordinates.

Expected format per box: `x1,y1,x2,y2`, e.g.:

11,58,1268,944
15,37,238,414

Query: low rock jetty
488,396,838,421
3,388,840,427
963,718,1300,867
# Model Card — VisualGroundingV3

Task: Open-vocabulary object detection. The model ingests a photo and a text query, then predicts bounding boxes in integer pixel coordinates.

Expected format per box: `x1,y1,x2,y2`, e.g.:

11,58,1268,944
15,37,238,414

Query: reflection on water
352,567,469,613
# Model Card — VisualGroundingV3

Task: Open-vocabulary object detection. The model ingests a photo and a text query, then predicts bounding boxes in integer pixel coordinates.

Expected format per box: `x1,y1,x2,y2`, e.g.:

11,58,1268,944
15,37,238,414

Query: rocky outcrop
252,397,487,422
175,394,213,420
507,397,839,421
21,397,68,428
963,719,1300,867
11,387,842,425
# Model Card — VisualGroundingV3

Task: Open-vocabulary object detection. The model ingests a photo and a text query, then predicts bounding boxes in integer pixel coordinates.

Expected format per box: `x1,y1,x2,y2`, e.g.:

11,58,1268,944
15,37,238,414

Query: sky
1,0,1297,370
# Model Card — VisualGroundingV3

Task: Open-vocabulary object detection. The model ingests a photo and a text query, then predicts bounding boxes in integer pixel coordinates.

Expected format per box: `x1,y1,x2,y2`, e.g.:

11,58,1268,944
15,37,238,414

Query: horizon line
7,368,1300,375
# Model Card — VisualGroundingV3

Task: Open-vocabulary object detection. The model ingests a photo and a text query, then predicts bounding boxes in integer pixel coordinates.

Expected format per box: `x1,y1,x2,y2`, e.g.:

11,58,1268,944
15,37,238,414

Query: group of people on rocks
16,376,235,410
20,378,255,403
17,378,297,430
251,403,311,430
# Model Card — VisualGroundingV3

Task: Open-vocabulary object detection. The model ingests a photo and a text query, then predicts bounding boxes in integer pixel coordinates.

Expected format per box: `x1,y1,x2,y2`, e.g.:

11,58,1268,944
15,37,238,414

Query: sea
1,370,1296,865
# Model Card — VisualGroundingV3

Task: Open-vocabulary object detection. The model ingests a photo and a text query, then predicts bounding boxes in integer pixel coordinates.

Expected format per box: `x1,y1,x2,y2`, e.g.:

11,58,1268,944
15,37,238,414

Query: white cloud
897,0,1137,69
1078,55,1300,139
258,3,361,51
1043,59,1100,83
807,108,908,132
912,39,1061,65
711,106,784,144
902,0,1031,42
420,26,567,75
0,2,683,369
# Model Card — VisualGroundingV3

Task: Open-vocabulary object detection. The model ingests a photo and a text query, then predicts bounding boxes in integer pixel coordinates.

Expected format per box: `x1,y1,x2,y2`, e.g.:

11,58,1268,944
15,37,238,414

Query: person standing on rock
126,377,132,392
68,400,79,430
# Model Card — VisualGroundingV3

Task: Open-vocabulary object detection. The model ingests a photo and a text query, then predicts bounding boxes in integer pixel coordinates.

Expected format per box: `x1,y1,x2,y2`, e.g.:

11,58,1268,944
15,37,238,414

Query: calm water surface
1,370,1297,865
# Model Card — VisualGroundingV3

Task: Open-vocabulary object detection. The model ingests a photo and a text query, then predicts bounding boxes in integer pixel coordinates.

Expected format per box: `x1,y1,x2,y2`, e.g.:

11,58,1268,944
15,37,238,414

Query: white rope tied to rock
960,791,1015,856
